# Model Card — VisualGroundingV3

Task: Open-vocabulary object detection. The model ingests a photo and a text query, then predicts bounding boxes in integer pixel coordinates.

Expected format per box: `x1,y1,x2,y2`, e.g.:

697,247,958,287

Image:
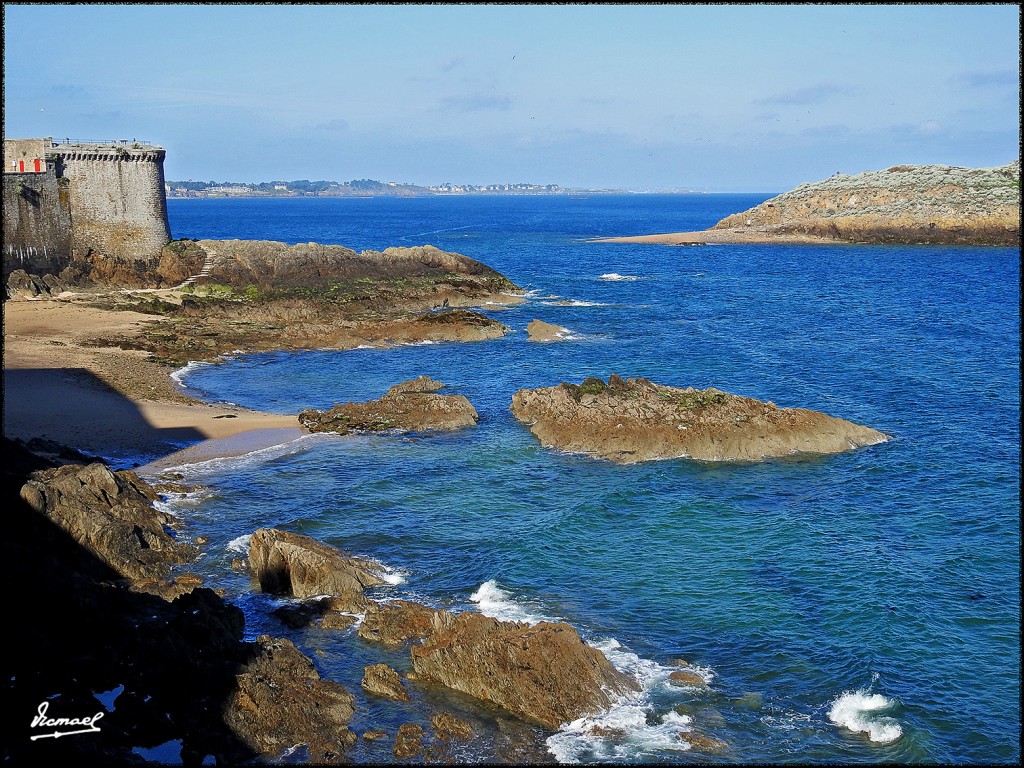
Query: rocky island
511,375,890,463
597,160,1020,246
298,375,479,435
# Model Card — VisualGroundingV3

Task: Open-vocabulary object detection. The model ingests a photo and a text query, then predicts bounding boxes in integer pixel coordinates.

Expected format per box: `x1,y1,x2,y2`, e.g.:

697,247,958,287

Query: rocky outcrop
298,376,479,435
18,461,198,584
225,635,357,763
356,594,640,731
357,599,440,646
248,527,388,598
361,663,411,702
712,161,1020,245
5,268,68,300
526,318,572,342
410,610,640,730
2,437,360,765
511,375,890,463
392,723,426,760
432,712,475,742
186,239,519,293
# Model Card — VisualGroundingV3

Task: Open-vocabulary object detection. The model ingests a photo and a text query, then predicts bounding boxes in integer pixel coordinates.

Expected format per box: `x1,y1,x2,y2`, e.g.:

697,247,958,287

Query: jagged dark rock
18,460,198,585
224,635,357,763
1,437,359,765
5,268,66,300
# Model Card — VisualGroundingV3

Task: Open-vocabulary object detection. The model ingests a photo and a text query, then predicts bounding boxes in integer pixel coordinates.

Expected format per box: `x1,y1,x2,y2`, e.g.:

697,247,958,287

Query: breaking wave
827,689,903,744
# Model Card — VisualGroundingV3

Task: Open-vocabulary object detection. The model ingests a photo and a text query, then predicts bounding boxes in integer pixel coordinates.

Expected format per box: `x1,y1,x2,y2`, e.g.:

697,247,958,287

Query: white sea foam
170,360,212,389
540,299,609,307
151,485,215,521
599,273,639,281
226,534,252,554
154,431,330,479
827,689,903,744
546,640,714,763
469,580,555,624
467,583,716,763
371,560,409,586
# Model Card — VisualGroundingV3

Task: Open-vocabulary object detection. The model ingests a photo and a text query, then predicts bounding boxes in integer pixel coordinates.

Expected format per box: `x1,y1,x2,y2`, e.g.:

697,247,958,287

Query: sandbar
591,228,834,245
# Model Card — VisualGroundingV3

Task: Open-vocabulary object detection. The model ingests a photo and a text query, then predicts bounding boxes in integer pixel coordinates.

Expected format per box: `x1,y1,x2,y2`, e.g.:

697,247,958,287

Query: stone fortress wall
2,138,171,280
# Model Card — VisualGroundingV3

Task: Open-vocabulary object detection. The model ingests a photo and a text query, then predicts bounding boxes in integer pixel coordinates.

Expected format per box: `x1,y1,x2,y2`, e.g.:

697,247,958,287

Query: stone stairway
176,250,215,289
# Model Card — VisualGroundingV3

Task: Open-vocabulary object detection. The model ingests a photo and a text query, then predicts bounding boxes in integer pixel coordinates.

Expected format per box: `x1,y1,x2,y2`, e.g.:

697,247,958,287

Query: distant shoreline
164,190,714,200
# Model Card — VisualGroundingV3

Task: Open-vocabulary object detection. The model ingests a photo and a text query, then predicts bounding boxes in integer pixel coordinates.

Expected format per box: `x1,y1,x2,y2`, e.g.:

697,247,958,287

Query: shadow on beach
2,367,206,463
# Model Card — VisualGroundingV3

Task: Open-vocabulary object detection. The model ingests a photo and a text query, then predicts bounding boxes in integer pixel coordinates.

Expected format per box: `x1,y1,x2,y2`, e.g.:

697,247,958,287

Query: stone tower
2,138,171,281
49,140,171,262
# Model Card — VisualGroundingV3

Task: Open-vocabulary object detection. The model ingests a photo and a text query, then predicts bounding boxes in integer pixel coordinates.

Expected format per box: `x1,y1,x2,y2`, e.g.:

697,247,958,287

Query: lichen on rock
511,375,890,463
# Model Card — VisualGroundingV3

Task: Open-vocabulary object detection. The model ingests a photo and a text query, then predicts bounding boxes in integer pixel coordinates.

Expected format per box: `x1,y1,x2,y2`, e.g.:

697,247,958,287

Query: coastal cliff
599,160,1020,246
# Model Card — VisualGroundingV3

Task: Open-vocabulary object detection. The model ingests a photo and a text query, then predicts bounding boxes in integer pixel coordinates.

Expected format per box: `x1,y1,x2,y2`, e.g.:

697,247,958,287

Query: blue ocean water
155,195,1020,764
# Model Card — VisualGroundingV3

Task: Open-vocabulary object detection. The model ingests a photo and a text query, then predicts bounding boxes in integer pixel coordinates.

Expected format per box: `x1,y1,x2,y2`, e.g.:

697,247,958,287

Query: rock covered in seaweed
248,527,388,598
510,374,890,463
298,376,479,435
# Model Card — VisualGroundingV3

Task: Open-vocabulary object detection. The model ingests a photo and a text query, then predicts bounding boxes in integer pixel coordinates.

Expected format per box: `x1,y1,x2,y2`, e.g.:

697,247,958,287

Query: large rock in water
298,376,479,434
526,318,572,342
510,375,890,463
410,611,640,730
357,599,439,646
248,527,388,598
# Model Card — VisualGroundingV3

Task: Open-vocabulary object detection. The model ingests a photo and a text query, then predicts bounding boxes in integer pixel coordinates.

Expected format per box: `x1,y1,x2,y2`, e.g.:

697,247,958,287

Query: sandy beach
591,227,835,245
2,297,300,462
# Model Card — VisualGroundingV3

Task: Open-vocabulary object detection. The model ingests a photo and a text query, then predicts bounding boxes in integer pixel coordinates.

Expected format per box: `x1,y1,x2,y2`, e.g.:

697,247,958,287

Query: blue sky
3,4,1020,191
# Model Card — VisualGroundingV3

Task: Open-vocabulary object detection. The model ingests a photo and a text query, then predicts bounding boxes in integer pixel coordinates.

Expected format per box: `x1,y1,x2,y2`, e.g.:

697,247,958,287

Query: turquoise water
154,196,1020,763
